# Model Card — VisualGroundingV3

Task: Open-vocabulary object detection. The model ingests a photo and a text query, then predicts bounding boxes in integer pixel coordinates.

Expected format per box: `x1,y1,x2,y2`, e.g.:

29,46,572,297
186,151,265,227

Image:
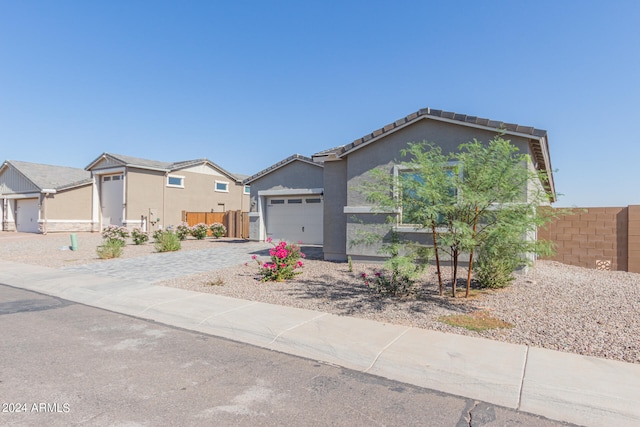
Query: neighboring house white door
266,196,323,244
101,174,124,227
16,198,40,233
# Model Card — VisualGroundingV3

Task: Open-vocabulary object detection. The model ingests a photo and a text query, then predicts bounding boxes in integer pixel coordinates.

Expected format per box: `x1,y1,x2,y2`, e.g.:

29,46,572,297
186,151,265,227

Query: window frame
215,180,229,193
166,175,185,188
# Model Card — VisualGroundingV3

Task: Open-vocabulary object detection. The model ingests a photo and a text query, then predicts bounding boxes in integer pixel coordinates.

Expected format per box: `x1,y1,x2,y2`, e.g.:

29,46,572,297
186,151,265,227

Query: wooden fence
182,210,250,239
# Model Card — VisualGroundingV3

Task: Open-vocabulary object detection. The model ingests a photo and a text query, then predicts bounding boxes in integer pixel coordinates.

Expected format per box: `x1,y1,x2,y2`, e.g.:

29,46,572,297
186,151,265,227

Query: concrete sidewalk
1,258,639,426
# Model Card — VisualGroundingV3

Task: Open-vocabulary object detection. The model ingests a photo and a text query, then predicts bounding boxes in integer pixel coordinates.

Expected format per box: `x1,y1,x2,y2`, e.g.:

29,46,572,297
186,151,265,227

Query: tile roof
88,153,242,182
313,107,555,200
4,160,92,191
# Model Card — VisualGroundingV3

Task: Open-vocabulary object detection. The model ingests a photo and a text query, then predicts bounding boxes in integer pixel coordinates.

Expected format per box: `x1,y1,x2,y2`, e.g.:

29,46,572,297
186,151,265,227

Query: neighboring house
244,154,324,244
86,153,249,231
246,107,556,261
0,160,93,233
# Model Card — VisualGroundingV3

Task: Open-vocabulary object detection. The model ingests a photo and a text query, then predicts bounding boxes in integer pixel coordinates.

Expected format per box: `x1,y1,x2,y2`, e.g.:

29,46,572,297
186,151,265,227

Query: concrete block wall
538,206,640,272
628,205,640,273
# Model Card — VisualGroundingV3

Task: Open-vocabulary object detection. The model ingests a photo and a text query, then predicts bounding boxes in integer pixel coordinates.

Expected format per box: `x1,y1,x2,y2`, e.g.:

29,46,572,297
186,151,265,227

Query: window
270,199,285,205
167,175,184,188
215,180,229,192
103,174,123,183
287,199,302,204
398,163,459,226
306,198,322,203
244,185,250,195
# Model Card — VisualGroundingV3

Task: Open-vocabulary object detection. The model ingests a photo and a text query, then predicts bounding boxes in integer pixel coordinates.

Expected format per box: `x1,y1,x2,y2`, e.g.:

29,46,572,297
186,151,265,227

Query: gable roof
0,160,92,193
313,107,555,201
85,153,242,182
243,154,322,185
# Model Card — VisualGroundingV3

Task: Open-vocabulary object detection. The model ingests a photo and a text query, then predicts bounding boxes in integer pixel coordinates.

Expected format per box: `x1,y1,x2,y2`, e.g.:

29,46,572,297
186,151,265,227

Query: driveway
61,241,324,283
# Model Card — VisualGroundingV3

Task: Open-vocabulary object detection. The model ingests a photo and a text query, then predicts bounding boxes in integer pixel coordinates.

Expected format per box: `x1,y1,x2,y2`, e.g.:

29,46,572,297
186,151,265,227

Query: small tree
358,136,559,298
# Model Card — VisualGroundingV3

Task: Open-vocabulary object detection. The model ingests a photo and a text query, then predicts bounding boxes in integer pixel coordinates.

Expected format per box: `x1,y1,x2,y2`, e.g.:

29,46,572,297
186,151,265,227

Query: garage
266,196,323,244
101,174,124,226
16,198,40,233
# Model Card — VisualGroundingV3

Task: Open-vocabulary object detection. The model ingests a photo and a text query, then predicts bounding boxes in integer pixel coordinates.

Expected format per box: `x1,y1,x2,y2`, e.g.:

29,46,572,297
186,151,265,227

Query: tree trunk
431,222,443,296
466,206,479,298
466,250,474,298
451,248,458,298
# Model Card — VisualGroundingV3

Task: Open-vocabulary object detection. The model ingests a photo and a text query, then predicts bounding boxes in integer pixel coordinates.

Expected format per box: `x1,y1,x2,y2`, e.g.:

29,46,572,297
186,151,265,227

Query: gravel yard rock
2,231,639,364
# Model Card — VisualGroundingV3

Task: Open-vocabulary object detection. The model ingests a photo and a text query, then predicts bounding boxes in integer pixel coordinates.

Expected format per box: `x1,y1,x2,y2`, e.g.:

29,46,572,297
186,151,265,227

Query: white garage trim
258,188,323,197
2,192,40,199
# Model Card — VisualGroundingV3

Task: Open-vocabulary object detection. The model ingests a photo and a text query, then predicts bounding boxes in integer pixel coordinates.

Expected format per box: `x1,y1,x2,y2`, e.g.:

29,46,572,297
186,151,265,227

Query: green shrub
361,255,423,296
131,228,149,245
190,223,209,240
475,233,523,289
97,239,124,259
475,255,517,289
154,230,182,252
210,222,226,238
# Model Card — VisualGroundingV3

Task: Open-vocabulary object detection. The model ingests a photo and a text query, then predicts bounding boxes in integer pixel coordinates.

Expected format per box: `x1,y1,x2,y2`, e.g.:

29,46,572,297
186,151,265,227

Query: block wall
538,206,640,272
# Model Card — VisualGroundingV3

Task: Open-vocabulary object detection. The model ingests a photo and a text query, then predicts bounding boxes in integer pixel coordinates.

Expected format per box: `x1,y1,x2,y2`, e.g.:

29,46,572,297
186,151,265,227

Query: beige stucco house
85,153,249,232
0,160,93,233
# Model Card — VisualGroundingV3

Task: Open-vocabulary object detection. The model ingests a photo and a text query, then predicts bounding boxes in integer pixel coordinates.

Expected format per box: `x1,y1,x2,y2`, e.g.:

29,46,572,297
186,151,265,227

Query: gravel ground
2,231,639,364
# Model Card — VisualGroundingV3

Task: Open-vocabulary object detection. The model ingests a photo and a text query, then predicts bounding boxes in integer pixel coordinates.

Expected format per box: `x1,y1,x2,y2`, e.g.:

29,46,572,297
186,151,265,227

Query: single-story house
0,160,93,233
245,107,556,261
85,153,250,231
244,154,324,244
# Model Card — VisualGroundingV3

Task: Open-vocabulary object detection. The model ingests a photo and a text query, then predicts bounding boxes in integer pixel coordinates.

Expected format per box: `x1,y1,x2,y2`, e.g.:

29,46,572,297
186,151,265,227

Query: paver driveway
62,242,272,283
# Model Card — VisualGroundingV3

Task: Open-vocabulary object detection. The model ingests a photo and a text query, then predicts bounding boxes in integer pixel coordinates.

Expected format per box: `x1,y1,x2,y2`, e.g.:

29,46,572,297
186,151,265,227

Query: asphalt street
0,284,570,426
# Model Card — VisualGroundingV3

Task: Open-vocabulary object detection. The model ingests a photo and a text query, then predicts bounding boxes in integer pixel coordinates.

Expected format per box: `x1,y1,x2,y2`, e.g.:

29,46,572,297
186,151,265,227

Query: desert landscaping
1,231,638,365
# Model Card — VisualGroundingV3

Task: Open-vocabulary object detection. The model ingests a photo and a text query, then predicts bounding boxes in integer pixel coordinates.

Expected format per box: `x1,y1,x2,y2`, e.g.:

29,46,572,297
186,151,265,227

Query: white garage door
16,198,40,233
101,174,124,227
266,196,323,244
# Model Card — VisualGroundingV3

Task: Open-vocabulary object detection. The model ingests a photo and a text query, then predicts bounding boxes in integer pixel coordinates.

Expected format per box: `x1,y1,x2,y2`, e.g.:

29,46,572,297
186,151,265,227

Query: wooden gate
182,210,249,238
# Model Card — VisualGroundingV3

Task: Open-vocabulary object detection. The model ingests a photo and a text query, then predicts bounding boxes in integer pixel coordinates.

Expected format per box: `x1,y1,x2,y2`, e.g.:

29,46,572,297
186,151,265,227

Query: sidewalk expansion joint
364,327,411,373
517,345,530,410
197,301,259,325
267,313,328,346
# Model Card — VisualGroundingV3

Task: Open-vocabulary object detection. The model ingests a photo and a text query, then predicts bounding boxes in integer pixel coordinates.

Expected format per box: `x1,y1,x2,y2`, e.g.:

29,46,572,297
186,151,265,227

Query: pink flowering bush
175,222,190,240
101,225,130,247
190,223,209,240
210,222,226,238
252,238,305,282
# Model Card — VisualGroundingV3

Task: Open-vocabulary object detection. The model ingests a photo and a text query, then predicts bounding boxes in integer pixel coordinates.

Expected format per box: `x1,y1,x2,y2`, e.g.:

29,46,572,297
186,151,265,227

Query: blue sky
1,1,638,207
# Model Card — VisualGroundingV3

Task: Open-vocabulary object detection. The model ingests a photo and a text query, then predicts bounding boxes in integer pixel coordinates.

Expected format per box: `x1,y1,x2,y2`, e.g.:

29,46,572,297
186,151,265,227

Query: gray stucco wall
338,117,535,260
248,161,323,213
322,160,347,260
247,160,324,241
